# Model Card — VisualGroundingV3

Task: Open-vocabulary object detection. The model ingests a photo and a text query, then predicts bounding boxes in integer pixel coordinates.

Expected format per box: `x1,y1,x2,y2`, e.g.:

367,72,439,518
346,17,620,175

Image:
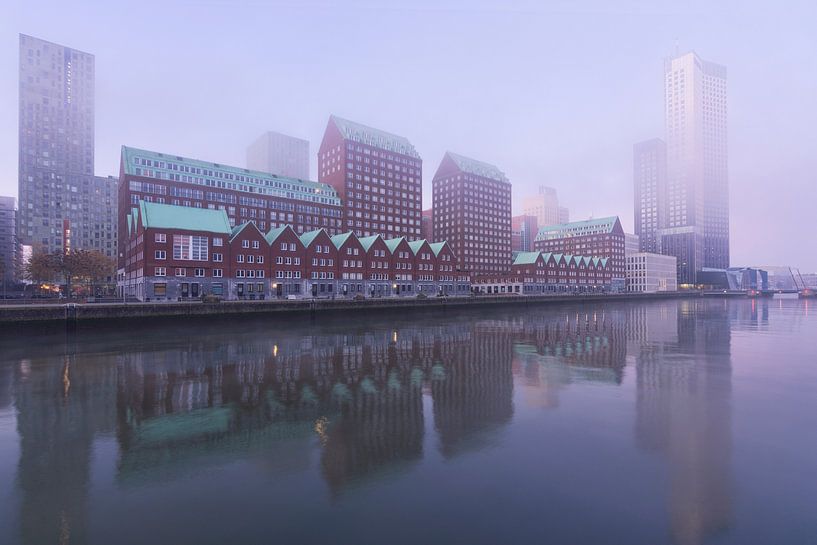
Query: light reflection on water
0,298,815,545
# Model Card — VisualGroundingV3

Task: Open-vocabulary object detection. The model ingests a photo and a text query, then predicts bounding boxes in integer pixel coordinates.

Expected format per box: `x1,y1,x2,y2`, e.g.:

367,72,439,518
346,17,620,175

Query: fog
2,0,815,269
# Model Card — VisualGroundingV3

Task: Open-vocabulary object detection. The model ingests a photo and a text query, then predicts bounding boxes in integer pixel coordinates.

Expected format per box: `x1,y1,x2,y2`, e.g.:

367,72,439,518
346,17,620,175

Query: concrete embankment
0,291,731,327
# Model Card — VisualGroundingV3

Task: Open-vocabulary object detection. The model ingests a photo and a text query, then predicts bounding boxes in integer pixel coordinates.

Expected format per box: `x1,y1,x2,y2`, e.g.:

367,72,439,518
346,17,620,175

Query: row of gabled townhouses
121,201,470,301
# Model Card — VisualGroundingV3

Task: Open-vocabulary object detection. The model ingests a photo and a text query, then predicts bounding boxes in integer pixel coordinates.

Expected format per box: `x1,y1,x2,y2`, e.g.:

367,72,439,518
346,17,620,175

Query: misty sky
2,0,815,269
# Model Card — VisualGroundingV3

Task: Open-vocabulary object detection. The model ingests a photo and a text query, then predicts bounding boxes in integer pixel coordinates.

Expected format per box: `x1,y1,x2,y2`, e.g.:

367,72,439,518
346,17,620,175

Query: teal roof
299,229,325,248
330,231,355,250
139,201,232,234
264,224,294,245
428,241,448,257
407,239,429,255
446,152,507,182
535,216,620,241
357,235,381,252
229,221,262,241
384,237,406,254
330,115,419,158
122,146,341,206
513,251,541,266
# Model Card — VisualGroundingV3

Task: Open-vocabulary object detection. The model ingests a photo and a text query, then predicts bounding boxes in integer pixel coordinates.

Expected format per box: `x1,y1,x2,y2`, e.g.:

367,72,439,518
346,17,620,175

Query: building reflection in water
632,299,749,545
4,299,757,544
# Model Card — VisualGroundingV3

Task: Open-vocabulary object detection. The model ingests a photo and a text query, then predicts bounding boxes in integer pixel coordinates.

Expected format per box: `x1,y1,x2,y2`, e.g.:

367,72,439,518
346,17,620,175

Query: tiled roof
407,239,429,255
428,241,449,257
512,251,541,265
330,115,419,158
535,216,620,241
139,201,232,234
446,152,508,182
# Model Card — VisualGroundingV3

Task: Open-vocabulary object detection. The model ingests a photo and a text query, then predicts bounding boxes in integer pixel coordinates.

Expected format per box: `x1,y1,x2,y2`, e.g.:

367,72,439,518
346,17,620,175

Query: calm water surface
0,298,815,545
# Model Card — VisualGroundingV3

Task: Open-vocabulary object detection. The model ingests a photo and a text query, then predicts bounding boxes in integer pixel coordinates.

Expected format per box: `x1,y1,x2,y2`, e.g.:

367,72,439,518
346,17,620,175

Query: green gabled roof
264,224,295,245
357,234,382,252
407,239,429,255
446,151,508,182
540,252,553,262
139,201,231,234
230,221,263,242
299,229,326,248
330,231,355,250
383,236,406,254
552,253,564,263
535,216,621,241
513,251,541,266
330,115,419,158
428,241,448,257
599,257,609,267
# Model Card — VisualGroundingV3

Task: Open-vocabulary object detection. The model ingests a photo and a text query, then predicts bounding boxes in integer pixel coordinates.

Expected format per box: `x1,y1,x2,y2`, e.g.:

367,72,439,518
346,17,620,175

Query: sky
1,0,816,269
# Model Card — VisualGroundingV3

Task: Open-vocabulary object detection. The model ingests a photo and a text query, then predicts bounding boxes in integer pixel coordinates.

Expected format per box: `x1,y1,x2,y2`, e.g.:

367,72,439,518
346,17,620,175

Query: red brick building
432,152,512,277
473,251,612,294
533,216,626,291
122,201,469,301
421,208,434,241
318,115,422,239
118,146,343,268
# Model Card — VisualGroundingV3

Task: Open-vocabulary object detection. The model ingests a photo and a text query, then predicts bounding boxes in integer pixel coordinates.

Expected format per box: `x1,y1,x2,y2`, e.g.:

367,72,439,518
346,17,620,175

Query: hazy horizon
2,0,815,269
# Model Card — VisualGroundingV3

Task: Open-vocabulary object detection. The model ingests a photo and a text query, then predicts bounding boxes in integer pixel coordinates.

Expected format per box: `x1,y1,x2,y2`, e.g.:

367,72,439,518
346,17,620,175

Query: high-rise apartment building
0,197,16,284
318,115,422,239
18,34,117,256
421,209,434,242
633,138,666,254
522,186,569,227
118,146,343,267
662,51,729,277
247,131,310,179
511,214,538,253
433,152,512,276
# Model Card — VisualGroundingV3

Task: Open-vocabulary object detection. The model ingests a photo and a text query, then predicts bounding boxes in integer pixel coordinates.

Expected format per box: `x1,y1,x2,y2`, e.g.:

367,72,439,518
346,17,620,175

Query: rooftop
446,152,508,182
138,201,232,234
122,146,341,206
330,115,420,159
535,216,620,240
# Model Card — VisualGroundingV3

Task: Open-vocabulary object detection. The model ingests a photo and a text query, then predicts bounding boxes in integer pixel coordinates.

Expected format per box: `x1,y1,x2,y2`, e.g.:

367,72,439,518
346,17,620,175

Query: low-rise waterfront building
534,216,626,291
121,201,469,301
472,250,612,295
626,252,677,293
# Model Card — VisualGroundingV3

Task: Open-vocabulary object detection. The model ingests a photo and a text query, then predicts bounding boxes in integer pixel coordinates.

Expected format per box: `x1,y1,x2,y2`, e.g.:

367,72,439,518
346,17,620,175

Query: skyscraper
247,130,310,179
318,115,422,239
0,197,16,284
432,152,512,276
633,138,667,254
662,51,729,275
521,186,569,227
18,34,117,256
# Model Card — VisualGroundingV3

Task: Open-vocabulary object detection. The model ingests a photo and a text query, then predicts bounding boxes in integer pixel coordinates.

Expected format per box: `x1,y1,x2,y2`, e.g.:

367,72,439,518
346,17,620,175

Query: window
195,268,205,277
237,255,244,263
175,268,186,276
155,267,166,277
257,256,264,264
153,283,167,296
289,243,296,251
213,237,223,247
155,250,166,260
213,253,223,262
173,235,209,260
155,233,166,243
252,240,260,249
281,243,287,250
213,269,223,278
242,240,250,248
